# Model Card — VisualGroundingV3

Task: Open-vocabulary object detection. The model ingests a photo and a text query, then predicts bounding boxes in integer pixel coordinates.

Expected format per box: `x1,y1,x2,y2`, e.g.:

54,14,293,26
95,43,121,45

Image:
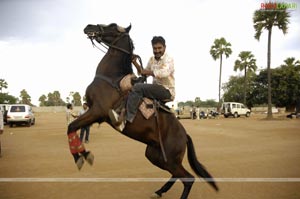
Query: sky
0,0,299,106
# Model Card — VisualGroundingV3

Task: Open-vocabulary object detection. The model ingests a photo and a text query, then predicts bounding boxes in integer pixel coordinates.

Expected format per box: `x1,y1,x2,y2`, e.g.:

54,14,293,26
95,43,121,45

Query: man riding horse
109,36,175,131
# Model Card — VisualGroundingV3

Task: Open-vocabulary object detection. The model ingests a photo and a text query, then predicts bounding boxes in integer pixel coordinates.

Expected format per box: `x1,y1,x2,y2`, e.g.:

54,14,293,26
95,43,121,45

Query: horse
66,23,218,199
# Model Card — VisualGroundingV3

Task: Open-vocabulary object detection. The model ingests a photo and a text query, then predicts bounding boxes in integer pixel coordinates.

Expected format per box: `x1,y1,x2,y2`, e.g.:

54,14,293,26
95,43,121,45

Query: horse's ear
125,24,131,33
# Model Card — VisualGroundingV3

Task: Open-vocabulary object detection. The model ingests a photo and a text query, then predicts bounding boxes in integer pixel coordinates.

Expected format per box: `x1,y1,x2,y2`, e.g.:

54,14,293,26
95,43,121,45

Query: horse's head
84,23,134,76
84,23,133,54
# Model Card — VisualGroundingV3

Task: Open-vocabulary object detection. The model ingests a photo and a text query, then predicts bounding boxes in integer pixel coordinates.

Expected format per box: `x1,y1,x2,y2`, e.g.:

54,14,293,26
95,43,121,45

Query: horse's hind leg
146,146,195,199
151,176,177,198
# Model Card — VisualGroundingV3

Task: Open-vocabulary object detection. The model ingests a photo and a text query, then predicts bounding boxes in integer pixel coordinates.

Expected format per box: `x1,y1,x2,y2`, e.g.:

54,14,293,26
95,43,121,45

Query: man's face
152,42,166,60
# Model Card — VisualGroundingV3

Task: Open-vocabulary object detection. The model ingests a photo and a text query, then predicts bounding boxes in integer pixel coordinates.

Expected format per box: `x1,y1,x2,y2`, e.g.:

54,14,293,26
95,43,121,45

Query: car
6,104,35,127
221,102,251,118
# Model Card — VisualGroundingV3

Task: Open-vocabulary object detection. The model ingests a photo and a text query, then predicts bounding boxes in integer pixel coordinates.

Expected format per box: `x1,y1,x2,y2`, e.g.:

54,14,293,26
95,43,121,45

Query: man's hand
141,69,154,77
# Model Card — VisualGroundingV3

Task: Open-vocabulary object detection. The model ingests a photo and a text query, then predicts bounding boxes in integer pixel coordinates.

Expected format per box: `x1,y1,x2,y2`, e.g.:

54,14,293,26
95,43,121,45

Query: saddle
119,74,173,120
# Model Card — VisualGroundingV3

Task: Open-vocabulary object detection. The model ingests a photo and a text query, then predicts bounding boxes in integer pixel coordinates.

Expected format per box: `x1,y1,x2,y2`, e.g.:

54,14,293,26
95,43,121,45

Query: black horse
66,23,218,199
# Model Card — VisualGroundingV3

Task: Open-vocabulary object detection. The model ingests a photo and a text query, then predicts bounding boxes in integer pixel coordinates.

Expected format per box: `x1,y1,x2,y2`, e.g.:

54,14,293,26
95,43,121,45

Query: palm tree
234,51,257,105
210,37,232,108
253,4,290,119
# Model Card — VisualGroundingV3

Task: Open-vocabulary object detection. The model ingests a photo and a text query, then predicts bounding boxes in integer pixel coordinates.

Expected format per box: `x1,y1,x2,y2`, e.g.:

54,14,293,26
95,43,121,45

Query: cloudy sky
0,0,299,106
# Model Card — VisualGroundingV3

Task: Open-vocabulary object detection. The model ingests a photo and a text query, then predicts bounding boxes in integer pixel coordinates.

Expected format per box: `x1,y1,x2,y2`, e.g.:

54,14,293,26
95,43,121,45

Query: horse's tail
186,134,219,191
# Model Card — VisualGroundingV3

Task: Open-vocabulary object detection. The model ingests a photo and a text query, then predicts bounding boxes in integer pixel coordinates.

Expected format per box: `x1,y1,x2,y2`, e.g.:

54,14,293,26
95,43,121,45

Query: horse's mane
121,37,134,75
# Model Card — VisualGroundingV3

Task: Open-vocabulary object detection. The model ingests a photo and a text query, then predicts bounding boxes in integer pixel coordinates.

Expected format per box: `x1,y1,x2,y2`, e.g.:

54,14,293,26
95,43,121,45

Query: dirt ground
0,112,300,199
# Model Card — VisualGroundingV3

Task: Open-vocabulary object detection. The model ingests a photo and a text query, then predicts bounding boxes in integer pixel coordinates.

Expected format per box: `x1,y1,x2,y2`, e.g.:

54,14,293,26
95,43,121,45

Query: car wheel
246,112,250,117
224,115,228,118
27,120,31,127
32,118,35,125
234,112,238,118
9,123,13,128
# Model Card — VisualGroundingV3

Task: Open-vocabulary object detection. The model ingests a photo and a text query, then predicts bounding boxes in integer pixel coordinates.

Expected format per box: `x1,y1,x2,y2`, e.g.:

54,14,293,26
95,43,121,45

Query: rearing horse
67,23,218,199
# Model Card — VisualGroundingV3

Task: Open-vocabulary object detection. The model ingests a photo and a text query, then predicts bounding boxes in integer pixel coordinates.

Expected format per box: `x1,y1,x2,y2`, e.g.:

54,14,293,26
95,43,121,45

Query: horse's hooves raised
85,152,94,166
76,156,85,170
150,193,161,199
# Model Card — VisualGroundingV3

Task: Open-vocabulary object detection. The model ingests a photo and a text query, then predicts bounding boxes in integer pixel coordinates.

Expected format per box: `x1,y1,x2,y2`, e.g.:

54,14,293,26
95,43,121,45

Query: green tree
0,93,17,104
72,92,82,106
253,4,290,118
39,94,47,106
234,51,257,105
20,89,32,105
47,91,65,106
271,57,300,111
0,79,8,93
210,37,232,108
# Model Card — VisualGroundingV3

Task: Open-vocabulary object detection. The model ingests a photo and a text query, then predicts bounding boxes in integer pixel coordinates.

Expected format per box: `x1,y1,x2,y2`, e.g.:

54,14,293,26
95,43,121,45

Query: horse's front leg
67,107,104,170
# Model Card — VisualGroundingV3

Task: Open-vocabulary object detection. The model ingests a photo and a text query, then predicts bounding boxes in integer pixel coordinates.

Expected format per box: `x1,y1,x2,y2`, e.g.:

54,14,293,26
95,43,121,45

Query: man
109,36,175,131
66,103,78,126
0,109,4,157
79,103,90,143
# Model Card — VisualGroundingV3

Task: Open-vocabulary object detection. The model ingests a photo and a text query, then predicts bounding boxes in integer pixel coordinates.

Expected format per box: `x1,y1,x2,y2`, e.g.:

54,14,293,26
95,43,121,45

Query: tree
253,4,290,118
0,79,8,93
72,92,82,106
39,94,47,106
20,89,32,105
47,91,65,106
234,51,257,105
0,93,17,104
210,37,232,108
271,57,300,111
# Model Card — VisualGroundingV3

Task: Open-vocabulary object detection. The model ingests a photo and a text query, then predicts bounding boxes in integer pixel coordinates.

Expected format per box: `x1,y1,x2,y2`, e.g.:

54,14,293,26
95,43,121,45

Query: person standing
66,103,78,126
79,103,90,143
0,110,4,157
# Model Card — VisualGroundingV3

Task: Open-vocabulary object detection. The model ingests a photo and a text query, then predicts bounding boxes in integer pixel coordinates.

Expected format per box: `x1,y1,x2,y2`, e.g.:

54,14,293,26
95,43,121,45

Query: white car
221,102,251,118
7,104,35,127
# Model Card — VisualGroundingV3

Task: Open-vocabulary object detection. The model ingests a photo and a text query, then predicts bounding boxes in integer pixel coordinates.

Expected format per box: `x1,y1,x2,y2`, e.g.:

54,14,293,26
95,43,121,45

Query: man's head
151,36,166,60
83,103,88,110
67,103,73,110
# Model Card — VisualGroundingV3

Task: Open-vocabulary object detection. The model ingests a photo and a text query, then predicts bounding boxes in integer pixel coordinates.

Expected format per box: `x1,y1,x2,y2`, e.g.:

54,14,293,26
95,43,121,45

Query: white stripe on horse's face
117,25,126,32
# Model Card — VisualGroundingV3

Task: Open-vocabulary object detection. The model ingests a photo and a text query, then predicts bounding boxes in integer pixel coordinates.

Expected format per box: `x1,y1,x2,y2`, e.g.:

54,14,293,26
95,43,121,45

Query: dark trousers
80,126,90,142
126,83,171,123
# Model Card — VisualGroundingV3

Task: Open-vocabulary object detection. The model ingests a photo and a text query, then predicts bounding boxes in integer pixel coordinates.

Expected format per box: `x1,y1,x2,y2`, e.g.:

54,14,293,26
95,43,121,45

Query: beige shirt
146,53,175,100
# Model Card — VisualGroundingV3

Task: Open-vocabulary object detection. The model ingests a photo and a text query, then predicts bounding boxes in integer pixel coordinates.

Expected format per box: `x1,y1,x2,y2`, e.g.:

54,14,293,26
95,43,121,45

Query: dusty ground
0,112,300,199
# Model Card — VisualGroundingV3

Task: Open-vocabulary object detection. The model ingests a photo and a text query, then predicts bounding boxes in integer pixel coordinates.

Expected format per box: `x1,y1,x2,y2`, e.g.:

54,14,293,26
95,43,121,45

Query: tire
27,120,31,127
234,112,238,118
9,123,13,128
246,112,250,117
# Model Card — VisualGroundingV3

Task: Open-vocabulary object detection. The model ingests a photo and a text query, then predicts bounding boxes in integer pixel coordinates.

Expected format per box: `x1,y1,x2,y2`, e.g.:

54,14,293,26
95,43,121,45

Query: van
221,102,251,118
7,104,35,127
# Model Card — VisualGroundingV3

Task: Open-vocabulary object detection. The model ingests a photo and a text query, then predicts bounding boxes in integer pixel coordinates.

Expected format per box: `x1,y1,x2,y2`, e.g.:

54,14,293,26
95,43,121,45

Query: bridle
87,25,133,55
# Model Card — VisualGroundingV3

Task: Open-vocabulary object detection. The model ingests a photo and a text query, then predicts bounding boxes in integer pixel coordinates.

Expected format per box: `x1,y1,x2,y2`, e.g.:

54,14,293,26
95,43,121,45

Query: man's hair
67,103,72,109
151,36,166,46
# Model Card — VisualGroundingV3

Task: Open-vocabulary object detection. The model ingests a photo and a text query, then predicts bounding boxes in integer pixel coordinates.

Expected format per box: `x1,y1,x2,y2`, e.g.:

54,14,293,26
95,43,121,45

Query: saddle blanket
139,98,155,119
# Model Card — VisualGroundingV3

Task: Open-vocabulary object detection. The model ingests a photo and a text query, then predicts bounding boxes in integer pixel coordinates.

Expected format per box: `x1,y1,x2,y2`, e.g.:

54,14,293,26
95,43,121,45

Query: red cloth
68,132,85,154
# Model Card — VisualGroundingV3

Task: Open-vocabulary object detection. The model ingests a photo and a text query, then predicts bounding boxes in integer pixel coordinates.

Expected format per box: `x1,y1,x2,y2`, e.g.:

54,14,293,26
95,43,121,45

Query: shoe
85,140,89,144
108,109,125,132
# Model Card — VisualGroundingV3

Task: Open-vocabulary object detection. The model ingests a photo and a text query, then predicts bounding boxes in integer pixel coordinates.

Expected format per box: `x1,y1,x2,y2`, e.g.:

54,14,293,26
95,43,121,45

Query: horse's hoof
85,152,94,166
76,156,85,170
150,193,161,199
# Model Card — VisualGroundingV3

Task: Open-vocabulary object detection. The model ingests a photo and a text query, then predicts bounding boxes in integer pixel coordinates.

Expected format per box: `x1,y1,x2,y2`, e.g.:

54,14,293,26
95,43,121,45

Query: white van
221,102,251,118
7,104,35,127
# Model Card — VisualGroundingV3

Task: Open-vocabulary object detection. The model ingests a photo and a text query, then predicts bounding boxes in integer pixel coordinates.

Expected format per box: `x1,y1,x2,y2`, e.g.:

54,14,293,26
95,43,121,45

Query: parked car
6,104,35,127
221,102,251,118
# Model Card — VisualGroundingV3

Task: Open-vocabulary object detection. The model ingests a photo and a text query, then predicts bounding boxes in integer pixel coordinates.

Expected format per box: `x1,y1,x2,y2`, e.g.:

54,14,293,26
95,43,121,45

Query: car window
232,104,236,108
237,104,240,108
241,104,245,108
10,106,26,112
